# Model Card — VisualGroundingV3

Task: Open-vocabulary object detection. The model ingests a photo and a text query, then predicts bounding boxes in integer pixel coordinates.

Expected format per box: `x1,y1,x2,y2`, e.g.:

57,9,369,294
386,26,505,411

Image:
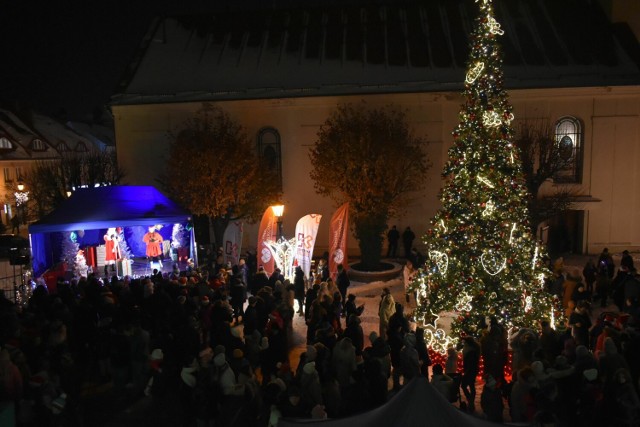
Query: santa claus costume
103,227,121,274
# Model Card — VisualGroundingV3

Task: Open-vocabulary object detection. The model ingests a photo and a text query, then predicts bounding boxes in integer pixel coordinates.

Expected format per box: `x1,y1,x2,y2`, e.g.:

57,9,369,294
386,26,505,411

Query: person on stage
104,227,121,274
143,226,164,268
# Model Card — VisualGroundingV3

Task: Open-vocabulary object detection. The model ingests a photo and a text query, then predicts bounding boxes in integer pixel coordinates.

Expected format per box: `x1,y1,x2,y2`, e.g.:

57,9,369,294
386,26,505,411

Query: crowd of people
0,247,639,426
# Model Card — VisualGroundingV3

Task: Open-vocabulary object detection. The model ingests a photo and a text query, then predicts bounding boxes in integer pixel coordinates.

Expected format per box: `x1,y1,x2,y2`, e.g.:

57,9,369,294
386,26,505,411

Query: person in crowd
386,225,400,258
569,300,592,347
598,247,615,279
461,336,480,413
378,287,395,340
583,258,598,295
403,259,417,305
336,264,350,304
294,266,306,317
481,373,504,423
387,303,410,390
430,363,454,400
402,227,415,259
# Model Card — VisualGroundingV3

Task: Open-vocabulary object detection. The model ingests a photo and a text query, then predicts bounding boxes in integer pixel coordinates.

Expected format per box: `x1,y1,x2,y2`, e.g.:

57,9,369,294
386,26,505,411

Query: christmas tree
60,231,80,275
117,227,133,259
411,0,556,339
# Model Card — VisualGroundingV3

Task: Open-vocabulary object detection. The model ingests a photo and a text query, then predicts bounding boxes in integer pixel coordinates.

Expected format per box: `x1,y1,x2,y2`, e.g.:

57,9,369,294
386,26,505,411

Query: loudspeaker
9,248,29,266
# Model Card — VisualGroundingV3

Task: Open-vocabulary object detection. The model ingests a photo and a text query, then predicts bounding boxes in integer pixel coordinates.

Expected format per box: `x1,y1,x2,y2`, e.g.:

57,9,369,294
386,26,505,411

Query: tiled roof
111,0,640,106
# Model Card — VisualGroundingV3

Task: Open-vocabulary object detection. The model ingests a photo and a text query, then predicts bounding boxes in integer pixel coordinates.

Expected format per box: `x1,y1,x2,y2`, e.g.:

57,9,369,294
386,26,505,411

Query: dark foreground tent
28,185,193,277
278,377,500,427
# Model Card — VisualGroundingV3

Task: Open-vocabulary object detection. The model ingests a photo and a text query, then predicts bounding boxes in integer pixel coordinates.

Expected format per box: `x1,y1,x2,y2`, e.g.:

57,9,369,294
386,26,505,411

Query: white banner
223,221,243,267
294,214,322,278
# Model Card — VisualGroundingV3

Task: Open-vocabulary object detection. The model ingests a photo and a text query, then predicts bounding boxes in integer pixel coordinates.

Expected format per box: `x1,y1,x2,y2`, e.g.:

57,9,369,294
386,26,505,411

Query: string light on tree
409,0,557,339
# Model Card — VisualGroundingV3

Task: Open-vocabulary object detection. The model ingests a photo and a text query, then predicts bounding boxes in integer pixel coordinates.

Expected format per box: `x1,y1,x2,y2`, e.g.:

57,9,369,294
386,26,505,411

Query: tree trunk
212,217,230,250
353,214,386,271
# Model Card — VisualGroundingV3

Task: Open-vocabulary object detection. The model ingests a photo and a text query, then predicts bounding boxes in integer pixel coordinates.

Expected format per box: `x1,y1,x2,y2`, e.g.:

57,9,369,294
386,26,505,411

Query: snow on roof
0,108,113,160
111,0,640,106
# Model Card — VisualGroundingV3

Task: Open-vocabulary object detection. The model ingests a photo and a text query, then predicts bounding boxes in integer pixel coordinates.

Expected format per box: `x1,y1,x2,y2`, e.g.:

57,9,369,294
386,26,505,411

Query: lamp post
14,182,29,226
271,204,284,241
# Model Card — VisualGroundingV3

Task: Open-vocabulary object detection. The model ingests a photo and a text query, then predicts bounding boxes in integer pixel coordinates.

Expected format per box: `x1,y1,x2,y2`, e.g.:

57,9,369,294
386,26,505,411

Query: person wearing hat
378,287,396,340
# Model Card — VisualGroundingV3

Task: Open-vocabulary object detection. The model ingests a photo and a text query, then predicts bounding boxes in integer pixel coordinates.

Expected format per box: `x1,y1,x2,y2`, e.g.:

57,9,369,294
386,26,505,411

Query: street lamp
271,204,284,241
14,182,29,226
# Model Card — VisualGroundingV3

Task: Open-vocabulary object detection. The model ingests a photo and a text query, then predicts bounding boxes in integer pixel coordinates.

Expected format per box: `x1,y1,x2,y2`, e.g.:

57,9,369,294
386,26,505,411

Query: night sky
0,0,316,119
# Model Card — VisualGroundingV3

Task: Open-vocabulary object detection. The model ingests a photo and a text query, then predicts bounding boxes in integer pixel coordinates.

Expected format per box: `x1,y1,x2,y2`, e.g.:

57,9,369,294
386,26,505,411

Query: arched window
57,142,69,152
0,137,13,150
554,117,583,183
257,127,282,190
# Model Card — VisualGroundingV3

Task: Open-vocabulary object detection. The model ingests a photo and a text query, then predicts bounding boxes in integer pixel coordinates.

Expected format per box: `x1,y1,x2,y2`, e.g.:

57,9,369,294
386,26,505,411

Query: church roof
111,0,640,106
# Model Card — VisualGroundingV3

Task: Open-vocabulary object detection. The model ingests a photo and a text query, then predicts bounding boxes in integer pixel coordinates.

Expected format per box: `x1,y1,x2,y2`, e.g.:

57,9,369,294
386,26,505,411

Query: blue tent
28,185,193,277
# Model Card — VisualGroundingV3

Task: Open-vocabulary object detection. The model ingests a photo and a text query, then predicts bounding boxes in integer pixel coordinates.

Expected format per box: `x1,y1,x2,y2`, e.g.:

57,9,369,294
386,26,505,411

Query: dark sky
0,0,299,119
0,2,157,118
0,0,398,120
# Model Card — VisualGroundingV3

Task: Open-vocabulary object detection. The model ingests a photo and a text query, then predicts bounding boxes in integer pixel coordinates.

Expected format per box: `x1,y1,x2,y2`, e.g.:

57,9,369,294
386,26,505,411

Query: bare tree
514,119,577,233
19,149,123,221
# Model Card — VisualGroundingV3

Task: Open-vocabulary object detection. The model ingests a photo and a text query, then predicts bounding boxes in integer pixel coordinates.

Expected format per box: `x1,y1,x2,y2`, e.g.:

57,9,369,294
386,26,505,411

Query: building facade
110,0,640,256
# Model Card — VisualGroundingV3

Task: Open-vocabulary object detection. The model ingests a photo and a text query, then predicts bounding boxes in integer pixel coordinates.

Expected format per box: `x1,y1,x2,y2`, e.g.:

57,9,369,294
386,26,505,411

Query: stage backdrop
28,186,192,277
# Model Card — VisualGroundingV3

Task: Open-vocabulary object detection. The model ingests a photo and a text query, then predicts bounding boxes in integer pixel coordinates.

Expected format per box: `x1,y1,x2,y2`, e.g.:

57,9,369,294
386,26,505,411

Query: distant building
110,0,640,256
0,108,114,226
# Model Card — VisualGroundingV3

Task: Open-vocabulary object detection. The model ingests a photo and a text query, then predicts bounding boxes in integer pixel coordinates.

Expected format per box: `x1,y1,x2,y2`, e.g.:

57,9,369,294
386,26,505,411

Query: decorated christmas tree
116,227,133,260
411,0,557,339
60,231,80,275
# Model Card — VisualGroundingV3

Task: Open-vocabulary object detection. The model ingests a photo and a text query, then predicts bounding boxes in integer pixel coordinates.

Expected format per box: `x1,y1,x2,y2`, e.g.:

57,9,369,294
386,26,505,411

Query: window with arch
57,142,69,152
257,127,282,190
31,138,46,151
0,137,13,150
554,116,583,183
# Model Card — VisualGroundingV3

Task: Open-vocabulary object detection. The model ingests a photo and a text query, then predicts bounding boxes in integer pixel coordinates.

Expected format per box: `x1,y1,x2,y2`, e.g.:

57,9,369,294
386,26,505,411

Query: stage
95,256,193,280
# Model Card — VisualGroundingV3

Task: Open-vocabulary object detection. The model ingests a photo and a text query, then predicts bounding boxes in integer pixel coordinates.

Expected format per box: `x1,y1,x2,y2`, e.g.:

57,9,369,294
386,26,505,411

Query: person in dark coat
569,300,592,347
481,374,504,422
268,268,284,290
336,264,350,303
293,266,306,317
251,266,269,295
461,336,481,413
402,227,415,259
229,266,246,324
387,303,410,390
343,314,364,358
343,294,364,320
243,296,258,337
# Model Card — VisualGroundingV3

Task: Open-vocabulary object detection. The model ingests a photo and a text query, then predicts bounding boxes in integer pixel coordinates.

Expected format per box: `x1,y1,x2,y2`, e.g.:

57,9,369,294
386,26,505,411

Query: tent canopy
28,185,192,277
278,377,499,427
29,185,191,233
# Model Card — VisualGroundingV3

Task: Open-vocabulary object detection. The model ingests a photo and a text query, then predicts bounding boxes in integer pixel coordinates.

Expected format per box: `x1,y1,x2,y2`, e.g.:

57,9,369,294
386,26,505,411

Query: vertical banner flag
257,207,278,275
223,221,243,267
295,214,322,279
328,203,349,281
